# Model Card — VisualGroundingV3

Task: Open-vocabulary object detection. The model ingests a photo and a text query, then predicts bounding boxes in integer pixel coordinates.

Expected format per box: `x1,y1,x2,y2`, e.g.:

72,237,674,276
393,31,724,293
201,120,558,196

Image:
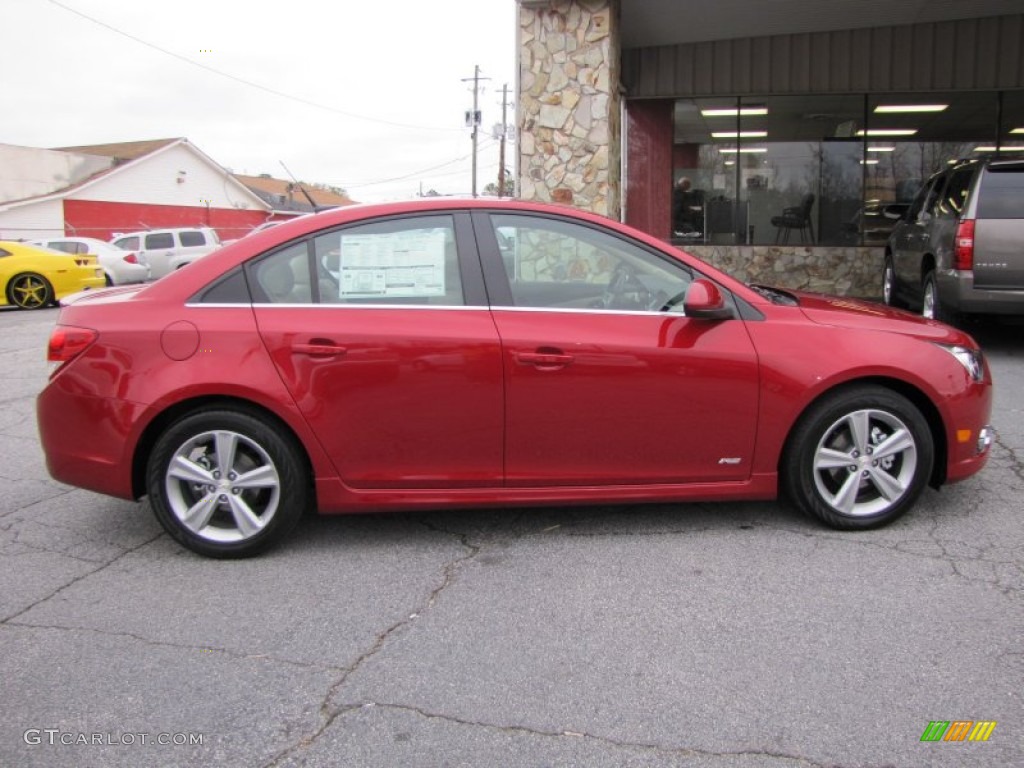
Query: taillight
47,325,98,364
123,253,139,264
953,219,975,271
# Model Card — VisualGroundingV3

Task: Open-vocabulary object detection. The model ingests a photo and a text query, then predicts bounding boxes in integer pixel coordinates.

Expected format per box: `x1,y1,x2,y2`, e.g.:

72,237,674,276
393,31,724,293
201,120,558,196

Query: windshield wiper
749,284,798,306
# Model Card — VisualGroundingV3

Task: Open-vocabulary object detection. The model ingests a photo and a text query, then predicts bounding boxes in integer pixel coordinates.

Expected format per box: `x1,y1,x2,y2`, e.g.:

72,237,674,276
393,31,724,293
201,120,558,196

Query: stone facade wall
518,0,620,217
684,245,885,299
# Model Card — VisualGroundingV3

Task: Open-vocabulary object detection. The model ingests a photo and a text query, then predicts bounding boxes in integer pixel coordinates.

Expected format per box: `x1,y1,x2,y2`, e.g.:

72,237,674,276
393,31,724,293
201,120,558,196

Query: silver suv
884,157,1024,324
110,227,221,279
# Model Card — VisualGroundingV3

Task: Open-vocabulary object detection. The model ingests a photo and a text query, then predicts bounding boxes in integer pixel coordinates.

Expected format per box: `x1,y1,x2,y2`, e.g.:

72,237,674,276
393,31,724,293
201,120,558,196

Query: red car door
251,213,504,490
477,211,760,486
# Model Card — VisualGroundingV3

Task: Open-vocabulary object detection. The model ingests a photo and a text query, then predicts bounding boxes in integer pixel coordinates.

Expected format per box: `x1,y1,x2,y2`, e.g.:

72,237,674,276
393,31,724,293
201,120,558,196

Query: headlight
936,344,985,382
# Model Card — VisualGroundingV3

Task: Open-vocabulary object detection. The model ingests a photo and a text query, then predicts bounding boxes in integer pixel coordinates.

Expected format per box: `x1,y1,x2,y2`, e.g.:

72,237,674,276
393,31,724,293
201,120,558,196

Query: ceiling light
856,129,918,137
1011,128,1024,134
973,146,1024,152
719,148,768,154
874,104,948,113
711,131,768,139
701,107,768,117
860,160,880,165
867,146,896,152
724,161,736,166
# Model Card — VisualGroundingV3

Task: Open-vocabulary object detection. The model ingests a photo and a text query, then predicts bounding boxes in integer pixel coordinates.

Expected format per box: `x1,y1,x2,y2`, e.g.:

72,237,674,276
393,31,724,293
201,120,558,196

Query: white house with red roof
0,138,272,241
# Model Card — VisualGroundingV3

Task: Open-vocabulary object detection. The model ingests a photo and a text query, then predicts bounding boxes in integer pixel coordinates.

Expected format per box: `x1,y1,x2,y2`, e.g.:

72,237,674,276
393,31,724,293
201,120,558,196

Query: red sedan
37,199,993,557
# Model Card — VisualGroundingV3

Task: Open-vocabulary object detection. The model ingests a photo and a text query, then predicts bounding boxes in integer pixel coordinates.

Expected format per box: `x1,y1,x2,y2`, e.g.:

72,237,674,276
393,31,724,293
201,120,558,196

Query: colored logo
920,721,996,742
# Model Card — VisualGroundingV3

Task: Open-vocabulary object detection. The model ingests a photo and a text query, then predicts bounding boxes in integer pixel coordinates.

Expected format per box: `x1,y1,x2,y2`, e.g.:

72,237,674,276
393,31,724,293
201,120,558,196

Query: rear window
45,241,79,254
179,231,207,247
114,236,139,250
977,165,1024,219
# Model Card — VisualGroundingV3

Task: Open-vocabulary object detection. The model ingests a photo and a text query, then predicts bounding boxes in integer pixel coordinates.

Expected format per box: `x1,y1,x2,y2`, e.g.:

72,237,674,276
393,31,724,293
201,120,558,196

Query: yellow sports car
1,241,107,310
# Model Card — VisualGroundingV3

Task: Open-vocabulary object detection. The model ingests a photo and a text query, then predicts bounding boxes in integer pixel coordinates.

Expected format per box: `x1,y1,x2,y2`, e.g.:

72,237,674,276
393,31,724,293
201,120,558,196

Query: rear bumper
939,270,1024,315
37,386,142,500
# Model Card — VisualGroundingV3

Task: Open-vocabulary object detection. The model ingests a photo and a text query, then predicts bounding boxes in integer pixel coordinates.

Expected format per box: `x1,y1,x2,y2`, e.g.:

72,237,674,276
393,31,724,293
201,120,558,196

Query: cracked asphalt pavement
1,306,1021,767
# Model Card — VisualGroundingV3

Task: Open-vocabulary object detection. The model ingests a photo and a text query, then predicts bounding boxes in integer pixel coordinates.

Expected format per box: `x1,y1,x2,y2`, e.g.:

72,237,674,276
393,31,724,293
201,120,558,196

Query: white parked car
29,236,150,286
110,227,221,279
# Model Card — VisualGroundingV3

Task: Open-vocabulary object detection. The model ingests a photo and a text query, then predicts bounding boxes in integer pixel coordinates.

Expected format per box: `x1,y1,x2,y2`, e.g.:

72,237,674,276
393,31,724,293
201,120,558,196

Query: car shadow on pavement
285,500,814,555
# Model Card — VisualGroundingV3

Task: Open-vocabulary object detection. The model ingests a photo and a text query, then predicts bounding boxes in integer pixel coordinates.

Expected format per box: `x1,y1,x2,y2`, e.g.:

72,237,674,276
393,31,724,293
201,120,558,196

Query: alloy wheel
812,408,918,518
164,429,282,543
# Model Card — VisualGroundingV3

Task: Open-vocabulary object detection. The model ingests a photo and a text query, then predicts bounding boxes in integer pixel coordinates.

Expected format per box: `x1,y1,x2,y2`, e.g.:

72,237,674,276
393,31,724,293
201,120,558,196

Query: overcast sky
3,0,517,201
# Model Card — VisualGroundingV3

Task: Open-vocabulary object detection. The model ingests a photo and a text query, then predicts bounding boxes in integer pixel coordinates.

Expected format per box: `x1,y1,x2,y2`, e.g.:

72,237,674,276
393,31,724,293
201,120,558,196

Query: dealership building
515,0,1024,296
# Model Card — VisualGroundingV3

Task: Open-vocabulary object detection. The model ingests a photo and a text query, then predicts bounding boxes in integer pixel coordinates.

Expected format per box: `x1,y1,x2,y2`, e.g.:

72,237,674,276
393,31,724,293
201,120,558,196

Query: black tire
882,257,904,308
7,272,54,309
783,386,934,530
922,270,961,326
146,408,309,557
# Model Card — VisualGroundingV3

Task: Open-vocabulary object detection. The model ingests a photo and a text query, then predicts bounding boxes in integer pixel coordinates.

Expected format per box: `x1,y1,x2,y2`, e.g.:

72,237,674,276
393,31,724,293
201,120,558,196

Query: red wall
625,99,674,241
63,200,270,241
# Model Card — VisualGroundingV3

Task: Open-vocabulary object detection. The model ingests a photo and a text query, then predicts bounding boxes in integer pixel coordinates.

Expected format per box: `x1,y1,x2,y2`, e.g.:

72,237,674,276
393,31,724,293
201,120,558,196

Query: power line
333,139,499,189
47,0,462,134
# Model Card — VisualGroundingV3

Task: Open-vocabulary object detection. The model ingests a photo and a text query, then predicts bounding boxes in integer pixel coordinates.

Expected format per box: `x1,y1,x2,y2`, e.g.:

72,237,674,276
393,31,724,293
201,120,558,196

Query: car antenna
279,160,322,213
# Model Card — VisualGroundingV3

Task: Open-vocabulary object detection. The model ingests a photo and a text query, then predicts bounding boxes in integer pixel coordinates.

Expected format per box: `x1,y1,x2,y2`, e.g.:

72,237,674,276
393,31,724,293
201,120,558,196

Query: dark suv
884,157,1024,323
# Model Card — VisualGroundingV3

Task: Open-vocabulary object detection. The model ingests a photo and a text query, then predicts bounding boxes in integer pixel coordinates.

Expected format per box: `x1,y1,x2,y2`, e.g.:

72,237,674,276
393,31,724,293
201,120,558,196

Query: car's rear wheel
7,273,53,309
146,409,308,557
922,270,961,326
882,257,903,307
783,386,933,529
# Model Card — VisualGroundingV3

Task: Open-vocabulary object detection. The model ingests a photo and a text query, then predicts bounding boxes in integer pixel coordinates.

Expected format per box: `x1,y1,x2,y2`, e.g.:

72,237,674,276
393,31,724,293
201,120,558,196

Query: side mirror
684,279,733,320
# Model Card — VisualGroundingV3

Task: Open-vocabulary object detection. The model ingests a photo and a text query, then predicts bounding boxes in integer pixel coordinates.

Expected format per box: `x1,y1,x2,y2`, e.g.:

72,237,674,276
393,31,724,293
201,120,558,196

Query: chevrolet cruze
38,199,994,557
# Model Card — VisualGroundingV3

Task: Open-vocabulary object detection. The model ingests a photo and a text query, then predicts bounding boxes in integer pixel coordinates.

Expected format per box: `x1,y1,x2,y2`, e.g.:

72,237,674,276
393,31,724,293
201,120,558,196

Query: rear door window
145,233,175,249
179,231,206,247
938,167,973,218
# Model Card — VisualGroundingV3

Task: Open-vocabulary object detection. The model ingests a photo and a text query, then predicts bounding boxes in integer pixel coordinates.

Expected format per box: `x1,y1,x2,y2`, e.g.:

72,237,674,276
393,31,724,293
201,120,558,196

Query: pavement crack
0,485,79,519
994,433,1024,486
0,531,165,623
1,622,345,673
318,701,841,767
261,528,482,767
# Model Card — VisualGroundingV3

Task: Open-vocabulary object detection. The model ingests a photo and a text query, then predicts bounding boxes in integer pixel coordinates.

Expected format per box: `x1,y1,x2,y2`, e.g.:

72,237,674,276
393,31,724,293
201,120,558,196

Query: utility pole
498,83,509,198
462,65,489,197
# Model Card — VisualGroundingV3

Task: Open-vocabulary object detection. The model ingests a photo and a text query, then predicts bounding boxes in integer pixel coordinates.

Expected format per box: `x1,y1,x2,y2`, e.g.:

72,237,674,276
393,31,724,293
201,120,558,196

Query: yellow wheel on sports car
7,273,53,309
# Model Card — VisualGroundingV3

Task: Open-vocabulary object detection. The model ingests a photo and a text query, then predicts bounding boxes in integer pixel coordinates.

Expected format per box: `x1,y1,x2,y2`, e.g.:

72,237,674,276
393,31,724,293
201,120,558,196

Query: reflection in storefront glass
671,92,1017,246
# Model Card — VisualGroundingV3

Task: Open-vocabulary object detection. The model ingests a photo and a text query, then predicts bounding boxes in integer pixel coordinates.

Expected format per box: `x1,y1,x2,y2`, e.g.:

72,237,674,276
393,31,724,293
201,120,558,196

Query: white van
110,227,221,279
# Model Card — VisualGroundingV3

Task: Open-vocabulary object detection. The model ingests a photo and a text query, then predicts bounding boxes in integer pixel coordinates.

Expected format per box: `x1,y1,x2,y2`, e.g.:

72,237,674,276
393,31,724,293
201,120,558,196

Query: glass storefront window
671,91,1019,246
999,91,1024,154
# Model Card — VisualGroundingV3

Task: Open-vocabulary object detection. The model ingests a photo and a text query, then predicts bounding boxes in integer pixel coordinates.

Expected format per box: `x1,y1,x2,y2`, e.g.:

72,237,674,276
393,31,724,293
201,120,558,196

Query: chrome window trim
186,303,690,317
490,306,688,318
186,302,490,310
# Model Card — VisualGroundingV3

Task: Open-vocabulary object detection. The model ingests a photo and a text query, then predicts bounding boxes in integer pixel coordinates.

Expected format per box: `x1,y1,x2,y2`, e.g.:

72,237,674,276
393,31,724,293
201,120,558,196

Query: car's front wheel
146,409,309,557
783,386,934,529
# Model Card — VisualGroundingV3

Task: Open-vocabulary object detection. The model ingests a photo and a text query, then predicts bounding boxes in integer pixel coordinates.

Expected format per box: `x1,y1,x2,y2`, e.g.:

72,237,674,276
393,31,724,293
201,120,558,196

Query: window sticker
337,229,448,298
